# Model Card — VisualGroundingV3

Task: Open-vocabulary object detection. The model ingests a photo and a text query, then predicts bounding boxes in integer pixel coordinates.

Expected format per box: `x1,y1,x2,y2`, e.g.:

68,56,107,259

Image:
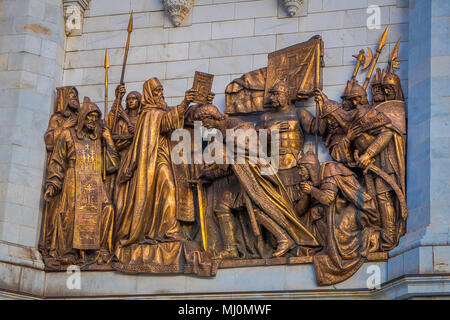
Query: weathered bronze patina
40,28,406,285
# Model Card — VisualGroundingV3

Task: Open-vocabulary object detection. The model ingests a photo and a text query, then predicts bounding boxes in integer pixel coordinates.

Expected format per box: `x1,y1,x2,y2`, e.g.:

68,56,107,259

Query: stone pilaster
0,0,65,268
389,0,450,279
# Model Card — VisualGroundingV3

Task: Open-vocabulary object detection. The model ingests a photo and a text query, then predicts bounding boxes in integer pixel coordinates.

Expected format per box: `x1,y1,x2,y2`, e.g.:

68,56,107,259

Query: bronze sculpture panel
39,28,407,286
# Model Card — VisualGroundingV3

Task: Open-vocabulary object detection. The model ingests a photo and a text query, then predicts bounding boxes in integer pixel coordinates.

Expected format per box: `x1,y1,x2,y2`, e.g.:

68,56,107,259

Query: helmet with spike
297,142,320,186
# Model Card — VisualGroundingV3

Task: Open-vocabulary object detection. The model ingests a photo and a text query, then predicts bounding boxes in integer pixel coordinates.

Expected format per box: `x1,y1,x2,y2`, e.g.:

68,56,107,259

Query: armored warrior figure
194,105,320,259
315,86,407,251
381,70,404,102
371,68,386,106
256,78,318,206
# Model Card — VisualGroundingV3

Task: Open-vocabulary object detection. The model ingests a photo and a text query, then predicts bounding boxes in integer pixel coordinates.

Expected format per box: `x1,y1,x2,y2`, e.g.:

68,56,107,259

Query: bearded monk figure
42,98,118,268
112,77,197,273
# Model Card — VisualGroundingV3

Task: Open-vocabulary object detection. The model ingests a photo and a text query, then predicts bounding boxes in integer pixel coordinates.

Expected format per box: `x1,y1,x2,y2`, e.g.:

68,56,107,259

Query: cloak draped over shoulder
114,78,186,246
113,78,191,272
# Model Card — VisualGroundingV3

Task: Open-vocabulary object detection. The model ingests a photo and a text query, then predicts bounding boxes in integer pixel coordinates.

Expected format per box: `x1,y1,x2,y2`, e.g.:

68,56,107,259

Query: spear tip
127,11,134,33
378,25,389,48
104,49,109,69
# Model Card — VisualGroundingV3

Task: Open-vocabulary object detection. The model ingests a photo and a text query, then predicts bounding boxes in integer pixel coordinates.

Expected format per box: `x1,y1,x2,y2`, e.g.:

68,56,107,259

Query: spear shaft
120,12,133,85
103,49,110,181
363,26,389,90
113,12,133,133
104,49,109,119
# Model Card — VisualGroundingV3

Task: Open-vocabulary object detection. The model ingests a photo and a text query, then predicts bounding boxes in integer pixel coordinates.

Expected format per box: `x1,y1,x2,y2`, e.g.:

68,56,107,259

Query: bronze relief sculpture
40,25,407,285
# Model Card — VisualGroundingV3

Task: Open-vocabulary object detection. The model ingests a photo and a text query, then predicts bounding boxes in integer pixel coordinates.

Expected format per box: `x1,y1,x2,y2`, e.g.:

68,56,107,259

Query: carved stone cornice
63,0,91,36
163,0,194,27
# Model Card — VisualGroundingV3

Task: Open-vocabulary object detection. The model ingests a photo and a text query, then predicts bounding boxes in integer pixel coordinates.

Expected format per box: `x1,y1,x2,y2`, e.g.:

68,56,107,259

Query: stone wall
1,0,449,299
0,0,65,253
63,0,410,114
389,0,450,278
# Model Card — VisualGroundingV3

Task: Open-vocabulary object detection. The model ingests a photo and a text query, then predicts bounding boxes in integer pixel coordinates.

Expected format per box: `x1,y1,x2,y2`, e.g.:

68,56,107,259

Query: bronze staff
120,12,133,85
351,48,372,80
102,49,109,181
314,41,322,155
104,49,109,118
363,26,389,90
112,12,134,133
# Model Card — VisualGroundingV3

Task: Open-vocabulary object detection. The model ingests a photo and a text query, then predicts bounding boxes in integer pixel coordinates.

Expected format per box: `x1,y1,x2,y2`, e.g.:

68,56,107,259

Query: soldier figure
194,105,319,259
381,70,404,101
371,68,386,106
257,78,317,207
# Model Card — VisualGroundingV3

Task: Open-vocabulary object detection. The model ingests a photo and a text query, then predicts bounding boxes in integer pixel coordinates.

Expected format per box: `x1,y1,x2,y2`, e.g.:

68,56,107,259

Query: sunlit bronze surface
40,29,407,285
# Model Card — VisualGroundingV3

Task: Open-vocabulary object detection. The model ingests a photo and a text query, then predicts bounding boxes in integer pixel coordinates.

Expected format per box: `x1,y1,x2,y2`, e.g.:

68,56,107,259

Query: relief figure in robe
301,160,380,286
256,78,321,219
193,104,320,259
112,77,197,272
43,98,119,268
104,84,141,197
40,86,81,265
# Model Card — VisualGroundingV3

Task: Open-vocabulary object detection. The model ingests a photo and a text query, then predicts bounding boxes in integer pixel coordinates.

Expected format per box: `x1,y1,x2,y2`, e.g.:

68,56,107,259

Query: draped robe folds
329,101,407,243
312,162,380,286
40,113,78,259
104,108,138,198
40,103,78,256
44,128,118,266
203,119,320,257
113,103,202,273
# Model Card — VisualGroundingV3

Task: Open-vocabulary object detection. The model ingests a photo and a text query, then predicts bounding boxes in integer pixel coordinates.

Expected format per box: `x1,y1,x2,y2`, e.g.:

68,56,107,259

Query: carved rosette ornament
163,0,194,27
282,0,304,17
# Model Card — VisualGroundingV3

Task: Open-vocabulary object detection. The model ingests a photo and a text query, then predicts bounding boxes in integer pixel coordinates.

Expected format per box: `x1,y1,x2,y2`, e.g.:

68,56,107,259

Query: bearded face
299,165,310,182
152,85,168,109
84,111,100,132
269,91,289,109
341,98,353,111
383,84,396,101
372,84,385,103
67,89,80,112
